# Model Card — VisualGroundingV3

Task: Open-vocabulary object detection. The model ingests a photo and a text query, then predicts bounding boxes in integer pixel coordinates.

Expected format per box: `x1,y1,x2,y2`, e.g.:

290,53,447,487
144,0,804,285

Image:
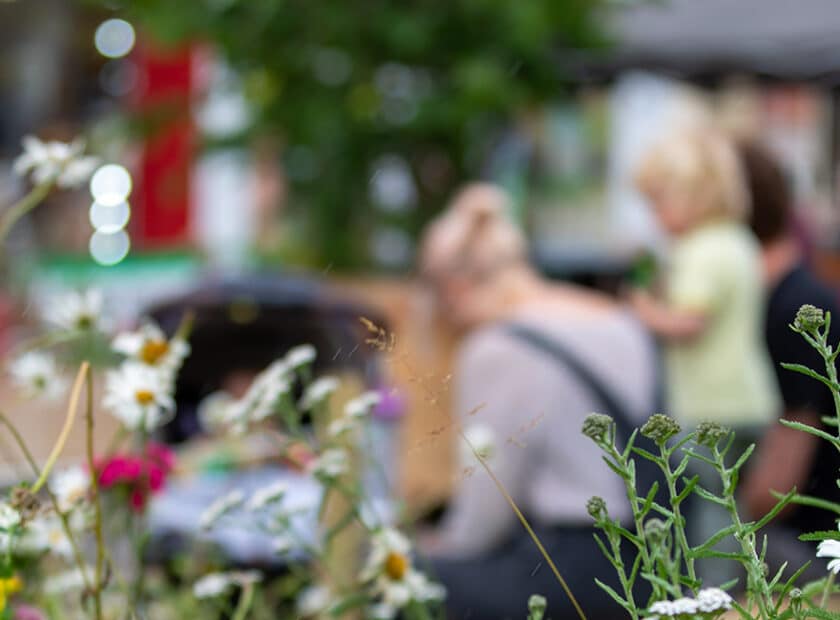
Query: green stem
85,371,104,620
0,412,94,600
606,526,639,619
32,362,89,493
608,444,659,600
821,571,835,609
0,181,54,244
231,584,255,620
716,449,774,620
661,447,697,591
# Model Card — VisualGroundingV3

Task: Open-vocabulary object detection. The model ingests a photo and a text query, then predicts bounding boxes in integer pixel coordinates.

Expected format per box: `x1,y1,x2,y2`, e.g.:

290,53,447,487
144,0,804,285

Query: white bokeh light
94,19,136,59
89,201,131,233
90,229,130,266
90,164,132,206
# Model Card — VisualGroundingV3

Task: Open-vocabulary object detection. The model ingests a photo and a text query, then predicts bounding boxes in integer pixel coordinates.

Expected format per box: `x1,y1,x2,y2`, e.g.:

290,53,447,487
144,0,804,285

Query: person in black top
738,141,840,576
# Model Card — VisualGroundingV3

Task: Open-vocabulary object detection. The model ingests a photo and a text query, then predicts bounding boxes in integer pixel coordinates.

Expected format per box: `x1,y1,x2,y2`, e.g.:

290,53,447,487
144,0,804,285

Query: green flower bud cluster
641,414,681,445
582,413,613,443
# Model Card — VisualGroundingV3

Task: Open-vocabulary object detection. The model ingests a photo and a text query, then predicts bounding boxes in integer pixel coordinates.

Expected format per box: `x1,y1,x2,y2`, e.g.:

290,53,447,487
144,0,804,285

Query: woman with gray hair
418,183,659,619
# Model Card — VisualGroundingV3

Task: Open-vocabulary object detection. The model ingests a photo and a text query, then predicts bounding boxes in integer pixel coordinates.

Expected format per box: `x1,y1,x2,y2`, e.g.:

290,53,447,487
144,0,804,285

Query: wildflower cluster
644,588,733,619
192,344,443,619
104,320,190,432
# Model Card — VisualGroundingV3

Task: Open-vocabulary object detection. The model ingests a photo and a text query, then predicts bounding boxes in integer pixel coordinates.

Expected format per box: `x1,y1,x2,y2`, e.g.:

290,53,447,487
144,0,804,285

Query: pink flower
96,443,176,512
14,605,46,620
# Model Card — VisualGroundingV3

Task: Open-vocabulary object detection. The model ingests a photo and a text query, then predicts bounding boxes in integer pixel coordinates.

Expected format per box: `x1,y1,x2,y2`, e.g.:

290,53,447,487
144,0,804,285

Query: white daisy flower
19,513,77,559
43,289,104,332
361,528,446,616
817,538,840,574
361,528,413,582
50,465,90,513
297,585,332,617
0,503,21,530
13,136,98,188
309,448,349,481
345,391,381,419
285,344,316,369
300,376,339,410
112,321,190,377
8,351,66,401
696,588,733,613
193,570,261,599
103,362,175,431
247,481,287,512
460,424,496,465
199,489,244,530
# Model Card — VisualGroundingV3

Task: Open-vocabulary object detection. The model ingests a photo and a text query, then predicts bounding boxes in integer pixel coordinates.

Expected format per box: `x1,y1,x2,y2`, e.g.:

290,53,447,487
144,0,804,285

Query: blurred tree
107,0,608,271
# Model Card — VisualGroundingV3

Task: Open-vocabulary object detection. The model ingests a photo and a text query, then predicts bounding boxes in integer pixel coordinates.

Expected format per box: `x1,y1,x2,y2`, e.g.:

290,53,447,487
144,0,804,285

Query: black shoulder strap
505,323,638,443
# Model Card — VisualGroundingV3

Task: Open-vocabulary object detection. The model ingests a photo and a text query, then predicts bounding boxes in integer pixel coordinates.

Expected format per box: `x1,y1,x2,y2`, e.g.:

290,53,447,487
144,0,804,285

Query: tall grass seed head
582,413,613,443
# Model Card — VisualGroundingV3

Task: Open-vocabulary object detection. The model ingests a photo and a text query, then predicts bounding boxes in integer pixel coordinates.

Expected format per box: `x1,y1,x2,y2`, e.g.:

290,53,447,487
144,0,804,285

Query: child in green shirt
630,126,780,429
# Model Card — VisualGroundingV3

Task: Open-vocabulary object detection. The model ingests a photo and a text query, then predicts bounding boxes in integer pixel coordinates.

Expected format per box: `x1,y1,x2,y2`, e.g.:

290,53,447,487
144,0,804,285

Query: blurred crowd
414,122,840,618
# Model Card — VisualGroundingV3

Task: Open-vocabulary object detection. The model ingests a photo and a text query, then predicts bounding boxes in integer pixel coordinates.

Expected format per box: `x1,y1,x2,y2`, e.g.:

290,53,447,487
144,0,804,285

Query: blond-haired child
630,126,780,429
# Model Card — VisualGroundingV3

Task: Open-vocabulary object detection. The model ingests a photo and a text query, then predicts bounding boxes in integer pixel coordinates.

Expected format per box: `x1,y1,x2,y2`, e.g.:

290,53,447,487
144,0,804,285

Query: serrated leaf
798,531,840,542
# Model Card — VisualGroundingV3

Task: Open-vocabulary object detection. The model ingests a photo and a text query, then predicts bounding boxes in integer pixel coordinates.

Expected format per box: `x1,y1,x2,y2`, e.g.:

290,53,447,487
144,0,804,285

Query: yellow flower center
384,551,409,581
135,390,155,405
140,339,170,365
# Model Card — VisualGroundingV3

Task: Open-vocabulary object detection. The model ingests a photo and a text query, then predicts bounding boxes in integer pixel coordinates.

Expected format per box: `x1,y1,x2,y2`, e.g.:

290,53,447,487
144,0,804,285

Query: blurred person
418,183,659,619
738,141,840,577
630,126,781,584
630,126,780,430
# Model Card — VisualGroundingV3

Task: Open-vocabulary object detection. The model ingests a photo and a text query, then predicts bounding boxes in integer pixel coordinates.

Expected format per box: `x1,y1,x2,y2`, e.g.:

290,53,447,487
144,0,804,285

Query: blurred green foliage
107,0,608,271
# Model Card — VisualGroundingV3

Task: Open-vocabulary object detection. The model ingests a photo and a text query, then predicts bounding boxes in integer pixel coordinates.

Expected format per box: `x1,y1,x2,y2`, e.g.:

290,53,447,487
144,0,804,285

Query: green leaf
730,599,755,620
632,446,662,466
779,419,839,444
798,530,840,542
690,524,739,556
622,429,639,461
593,578,632,613
780,363,840,392
602,456,630,481
641,482,660,517
693,485,728,507
778,492,840,516
751,488,797,532
681,448,717,468
802,609,840,619
640,572,681,598
767,561,788,590
732,443,755,472
691,549,749,561
674,475,699,505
